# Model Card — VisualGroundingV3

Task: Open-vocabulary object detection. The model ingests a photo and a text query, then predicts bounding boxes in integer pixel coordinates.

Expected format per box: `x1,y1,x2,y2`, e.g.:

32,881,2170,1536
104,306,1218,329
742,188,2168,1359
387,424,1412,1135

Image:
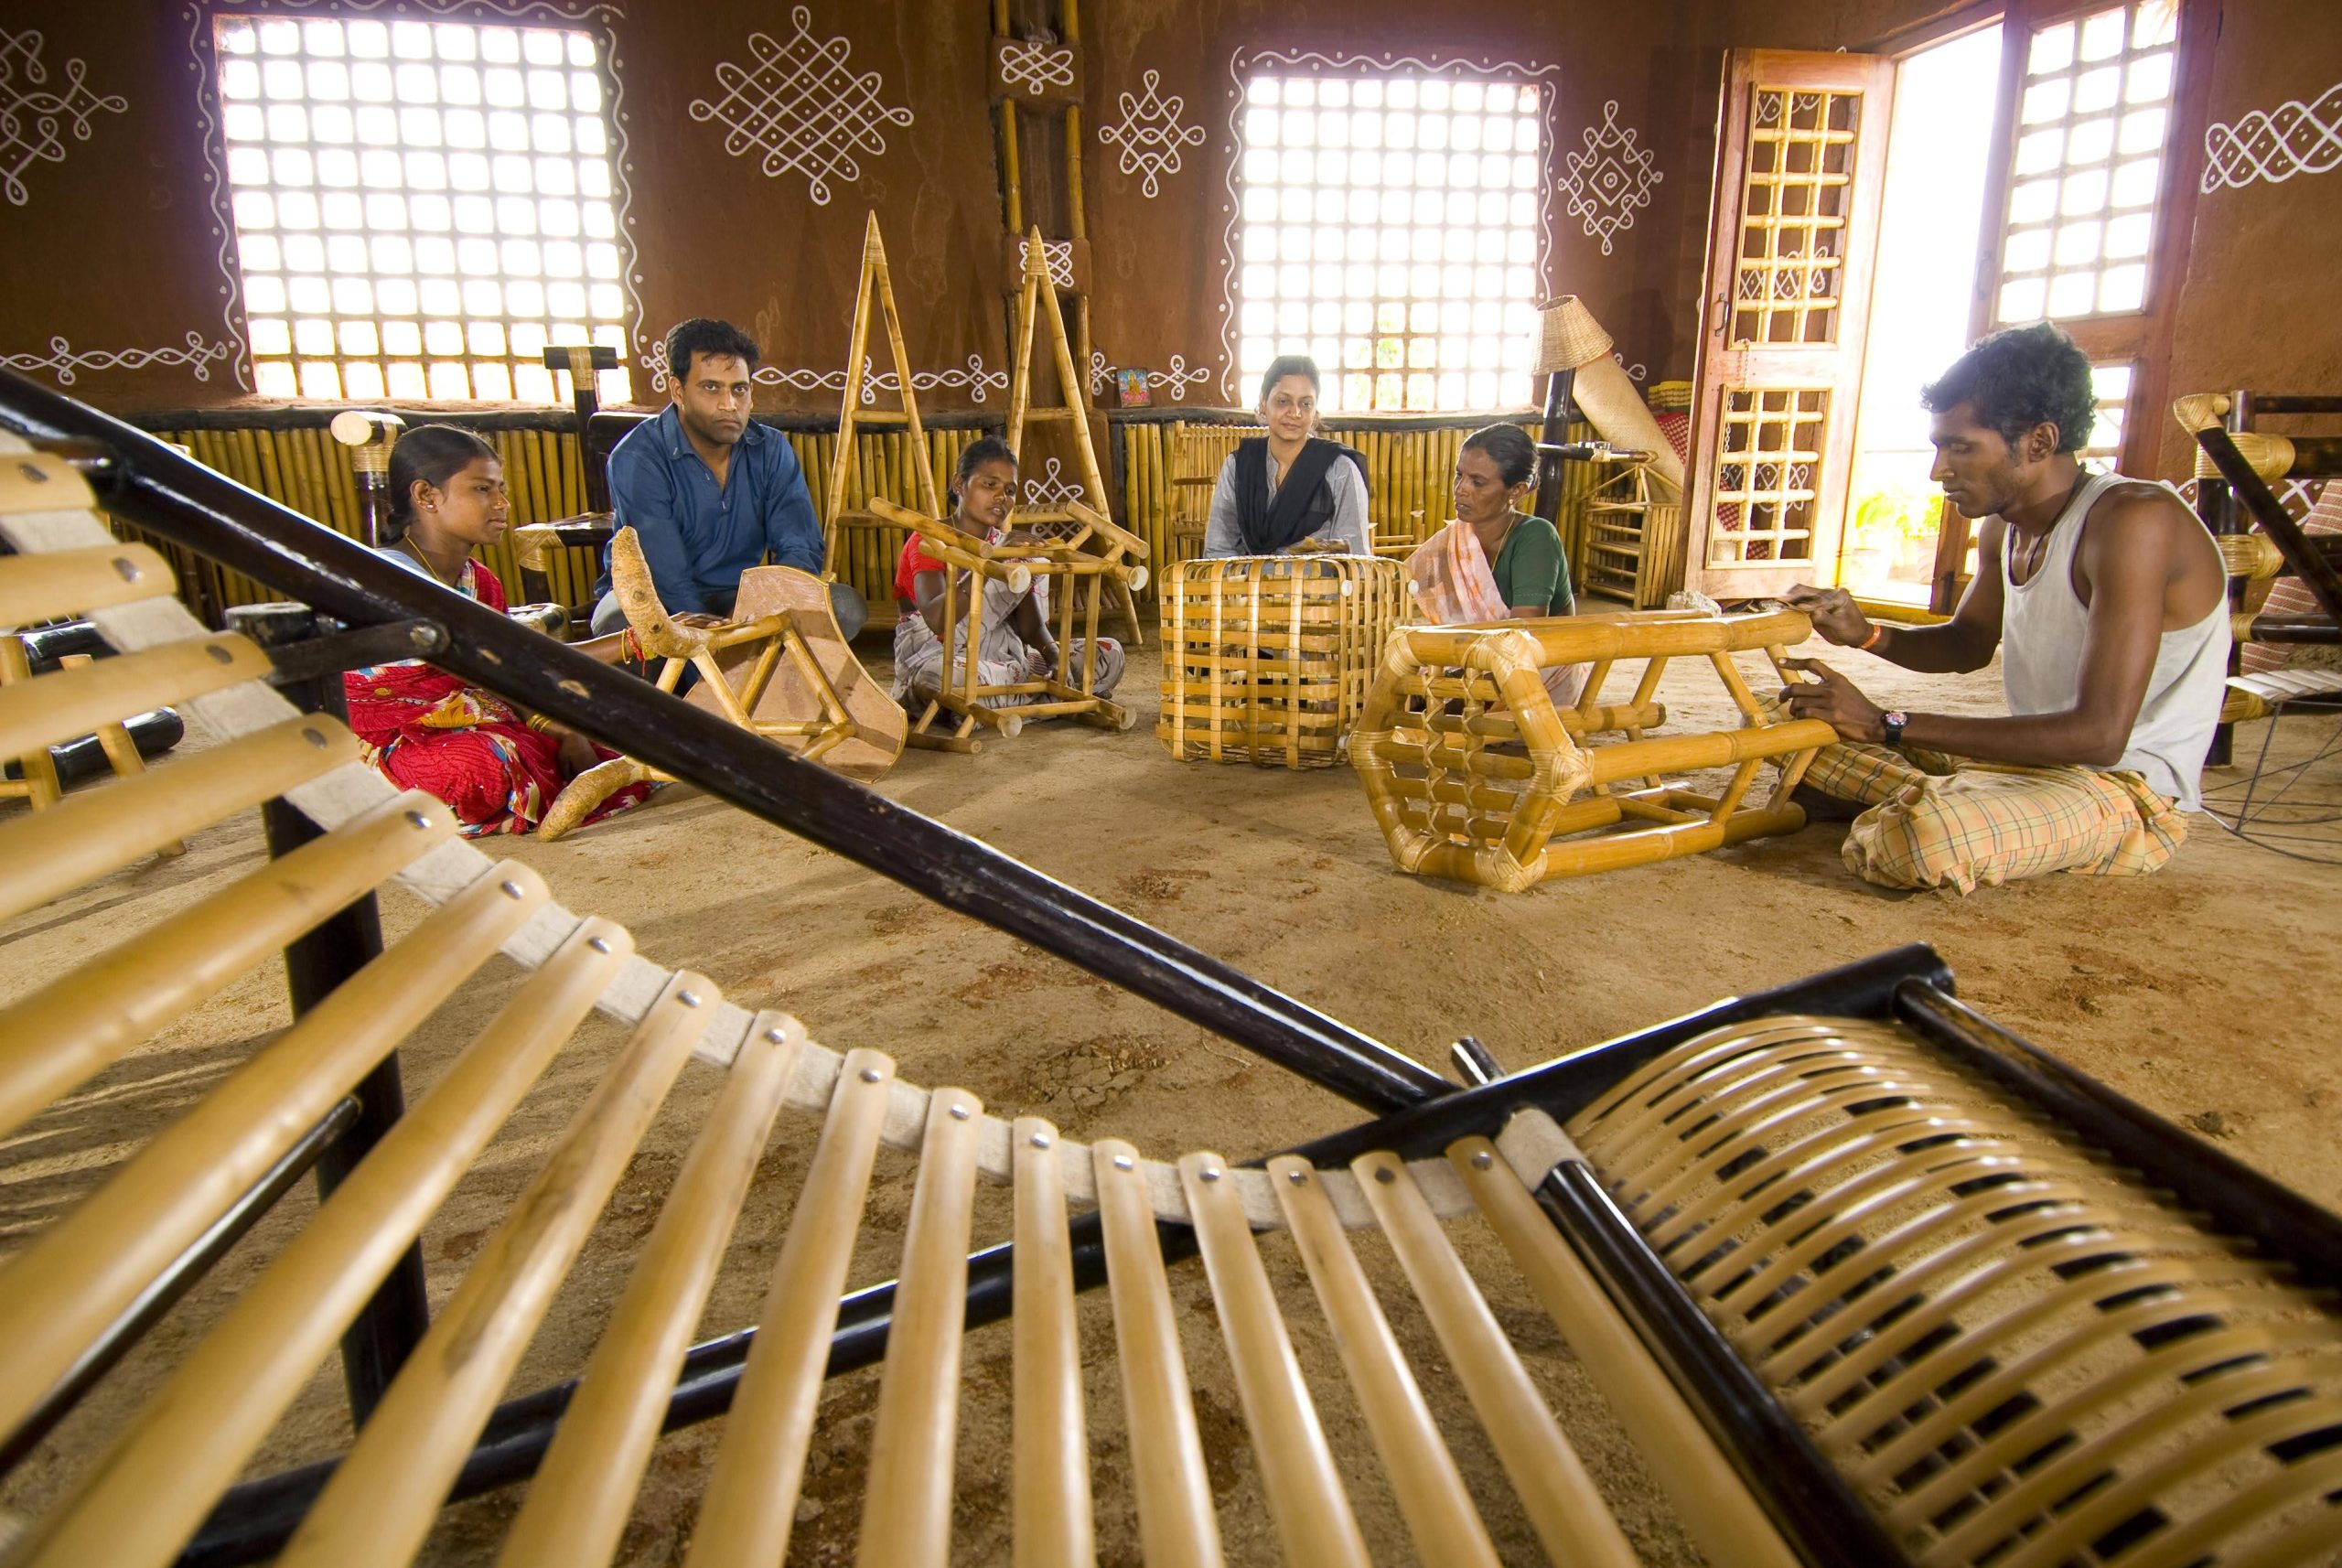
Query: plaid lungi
1803,740,2186,895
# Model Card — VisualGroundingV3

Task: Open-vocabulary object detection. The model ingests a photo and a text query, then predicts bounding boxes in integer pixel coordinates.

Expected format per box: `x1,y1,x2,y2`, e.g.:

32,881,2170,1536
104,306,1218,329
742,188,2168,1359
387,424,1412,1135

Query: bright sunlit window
215,15,631,403
1235,74,1542,413
1995,0,2178,324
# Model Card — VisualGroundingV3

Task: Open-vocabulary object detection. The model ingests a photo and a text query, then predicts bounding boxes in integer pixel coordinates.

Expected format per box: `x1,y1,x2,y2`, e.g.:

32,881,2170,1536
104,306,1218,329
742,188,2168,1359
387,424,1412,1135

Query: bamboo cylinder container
1157,553,1411,769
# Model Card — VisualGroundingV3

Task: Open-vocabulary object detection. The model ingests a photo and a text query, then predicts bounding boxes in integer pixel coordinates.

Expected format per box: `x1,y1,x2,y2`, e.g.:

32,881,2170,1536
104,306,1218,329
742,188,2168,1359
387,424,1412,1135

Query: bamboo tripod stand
1004,227,1147,647
819,212,943,583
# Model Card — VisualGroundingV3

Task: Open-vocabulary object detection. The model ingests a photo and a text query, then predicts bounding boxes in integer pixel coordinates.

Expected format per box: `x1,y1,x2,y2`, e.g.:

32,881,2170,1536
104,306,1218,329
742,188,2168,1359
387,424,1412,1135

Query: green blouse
1490,512,1573,614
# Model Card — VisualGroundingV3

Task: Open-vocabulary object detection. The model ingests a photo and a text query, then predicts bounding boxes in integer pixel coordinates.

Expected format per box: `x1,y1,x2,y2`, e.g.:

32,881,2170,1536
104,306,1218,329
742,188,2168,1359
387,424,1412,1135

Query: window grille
1235,75,1543,413
215,15,632,404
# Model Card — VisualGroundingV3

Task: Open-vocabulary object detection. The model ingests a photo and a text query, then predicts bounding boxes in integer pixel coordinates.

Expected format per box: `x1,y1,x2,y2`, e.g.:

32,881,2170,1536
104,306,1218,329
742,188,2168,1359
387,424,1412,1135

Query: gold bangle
526,713,557,735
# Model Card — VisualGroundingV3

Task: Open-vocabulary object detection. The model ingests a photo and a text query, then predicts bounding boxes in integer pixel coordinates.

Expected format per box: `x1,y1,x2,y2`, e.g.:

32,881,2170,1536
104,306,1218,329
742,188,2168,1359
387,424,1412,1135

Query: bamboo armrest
1066,500,1150,563
607,526,708,660
702,612,798,650
511,517,614,573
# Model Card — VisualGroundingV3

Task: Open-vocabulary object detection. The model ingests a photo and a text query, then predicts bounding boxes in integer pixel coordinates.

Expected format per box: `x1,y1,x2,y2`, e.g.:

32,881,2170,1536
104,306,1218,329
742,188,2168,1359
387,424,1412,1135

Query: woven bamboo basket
1157,554,1410,768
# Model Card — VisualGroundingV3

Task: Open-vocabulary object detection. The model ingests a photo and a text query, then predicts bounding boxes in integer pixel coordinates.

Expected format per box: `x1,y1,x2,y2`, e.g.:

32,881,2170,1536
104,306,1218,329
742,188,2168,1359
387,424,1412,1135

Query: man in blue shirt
588,318,866,639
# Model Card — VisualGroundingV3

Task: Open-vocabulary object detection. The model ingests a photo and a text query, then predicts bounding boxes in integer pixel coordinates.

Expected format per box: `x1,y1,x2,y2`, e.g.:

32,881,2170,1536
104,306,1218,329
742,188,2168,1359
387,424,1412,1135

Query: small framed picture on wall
1115,368,1151,408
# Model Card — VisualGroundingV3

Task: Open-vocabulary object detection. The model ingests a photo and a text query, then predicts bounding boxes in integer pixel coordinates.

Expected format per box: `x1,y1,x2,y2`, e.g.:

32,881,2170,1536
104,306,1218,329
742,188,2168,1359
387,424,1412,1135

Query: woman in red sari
344,424,653,836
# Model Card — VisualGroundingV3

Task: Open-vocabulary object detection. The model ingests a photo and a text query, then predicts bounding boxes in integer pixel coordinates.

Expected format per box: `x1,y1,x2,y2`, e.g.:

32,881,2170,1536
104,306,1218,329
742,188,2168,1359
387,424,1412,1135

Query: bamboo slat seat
5,390,2342,1568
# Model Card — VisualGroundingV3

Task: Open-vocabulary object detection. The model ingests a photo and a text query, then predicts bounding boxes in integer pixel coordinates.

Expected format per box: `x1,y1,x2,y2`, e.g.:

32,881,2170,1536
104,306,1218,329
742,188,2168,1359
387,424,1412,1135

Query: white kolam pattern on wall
2202,79,2342,192
997,38,1076,97
690,7,912,207
1561,99,1661,256
1098,69,1207,200
0,29,126,208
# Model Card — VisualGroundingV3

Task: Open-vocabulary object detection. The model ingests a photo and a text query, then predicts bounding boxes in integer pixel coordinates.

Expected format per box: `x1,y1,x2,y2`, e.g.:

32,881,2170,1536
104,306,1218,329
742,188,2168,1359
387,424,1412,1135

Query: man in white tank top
1778,324,2231,894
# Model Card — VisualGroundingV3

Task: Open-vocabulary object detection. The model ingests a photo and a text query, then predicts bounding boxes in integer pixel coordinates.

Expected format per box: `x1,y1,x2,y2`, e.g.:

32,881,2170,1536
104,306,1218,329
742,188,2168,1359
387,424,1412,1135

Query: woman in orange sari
344,424,652,836
1407,423,1585,704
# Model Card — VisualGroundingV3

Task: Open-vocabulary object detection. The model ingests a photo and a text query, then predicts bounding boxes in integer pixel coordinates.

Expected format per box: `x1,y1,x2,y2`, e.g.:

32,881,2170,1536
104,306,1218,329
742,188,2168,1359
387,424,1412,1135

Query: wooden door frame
1684,50,1898,603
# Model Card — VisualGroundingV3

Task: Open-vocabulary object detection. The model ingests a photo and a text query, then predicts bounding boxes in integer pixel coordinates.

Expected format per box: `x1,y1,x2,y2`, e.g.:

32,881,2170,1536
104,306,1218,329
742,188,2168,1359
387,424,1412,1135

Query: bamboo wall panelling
1158,554,1411,769
1352,608,1831,888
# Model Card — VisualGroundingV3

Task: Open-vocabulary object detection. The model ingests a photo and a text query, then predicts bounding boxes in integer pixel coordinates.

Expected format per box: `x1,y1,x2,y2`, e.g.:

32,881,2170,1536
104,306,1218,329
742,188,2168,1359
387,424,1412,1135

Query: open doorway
1841,24,2004,607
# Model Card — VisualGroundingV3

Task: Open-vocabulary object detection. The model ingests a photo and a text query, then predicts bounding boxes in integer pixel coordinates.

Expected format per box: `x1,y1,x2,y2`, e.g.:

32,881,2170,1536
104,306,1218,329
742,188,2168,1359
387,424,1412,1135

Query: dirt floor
5,628,2341,1566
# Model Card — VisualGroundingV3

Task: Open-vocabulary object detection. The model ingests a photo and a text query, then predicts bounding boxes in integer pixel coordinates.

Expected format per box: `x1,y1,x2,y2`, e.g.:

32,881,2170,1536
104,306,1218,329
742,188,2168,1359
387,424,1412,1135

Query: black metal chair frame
6,369,2342,1568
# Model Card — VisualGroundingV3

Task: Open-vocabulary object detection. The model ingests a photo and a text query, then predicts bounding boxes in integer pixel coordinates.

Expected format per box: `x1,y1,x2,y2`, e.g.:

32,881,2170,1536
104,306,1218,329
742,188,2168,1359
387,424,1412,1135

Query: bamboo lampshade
1533,296,1615,375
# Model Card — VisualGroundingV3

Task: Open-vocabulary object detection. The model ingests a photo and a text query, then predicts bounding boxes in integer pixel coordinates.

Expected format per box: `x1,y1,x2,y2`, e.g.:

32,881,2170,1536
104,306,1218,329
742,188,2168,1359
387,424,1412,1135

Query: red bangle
1860,623,1886,652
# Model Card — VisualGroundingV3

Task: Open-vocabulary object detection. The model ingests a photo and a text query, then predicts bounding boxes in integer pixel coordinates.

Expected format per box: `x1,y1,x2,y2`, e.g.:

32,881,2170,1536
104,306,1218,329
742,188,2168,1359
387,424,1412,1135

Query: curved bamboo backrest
1572,1016,2342,1568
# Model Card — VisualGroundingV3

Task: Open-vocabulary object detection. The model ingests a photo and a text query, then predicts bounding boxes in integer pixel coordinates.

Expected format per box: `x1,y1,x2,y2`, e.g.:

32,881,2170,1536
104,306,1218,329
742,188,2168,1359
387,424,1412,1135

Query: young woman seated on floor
889,436,1125,712
347,424,655,836
1200,356,1372,558
1406,422,1585,705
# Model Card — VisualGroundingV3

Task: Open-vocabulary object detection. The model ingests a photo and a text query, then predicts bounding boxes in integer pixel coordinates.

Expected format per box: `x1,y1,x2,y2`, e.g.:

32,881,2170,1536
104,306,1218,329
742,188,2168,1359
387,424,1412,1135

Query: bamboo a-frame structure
819,213,942,584
1004,227,1145,644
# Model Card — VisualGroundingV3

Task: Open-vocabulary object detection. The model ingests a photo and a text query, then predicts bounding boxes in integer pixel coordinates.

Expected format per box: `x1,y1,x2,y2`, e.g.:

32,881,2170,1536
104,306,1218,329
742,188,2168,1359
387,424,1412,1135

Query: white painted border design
1,333,236,386
2202,80,2342,192
181,0,641,397
1217,46,1563,403
1087,350,1213,403
644,343,1008,405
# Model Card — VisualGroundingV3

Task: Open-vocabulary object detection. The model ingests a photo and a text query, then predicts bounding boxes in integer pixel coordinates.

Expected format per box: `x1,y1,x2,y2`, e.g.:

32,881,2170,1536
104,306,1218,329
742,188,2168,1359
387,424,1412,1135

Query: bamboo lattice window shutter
1684,51,1896,603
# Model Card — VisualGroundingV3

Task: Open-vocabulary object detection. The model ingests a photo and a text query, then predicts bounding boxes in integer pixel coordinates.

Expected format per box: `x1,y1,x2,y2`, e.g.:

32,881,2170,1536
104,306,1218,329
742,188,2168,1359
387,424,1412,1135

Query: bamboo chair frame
870,493,1148,744
7,386,2342,1568
536,525,902,837
1353,607,1832,889
1165,420,1262,562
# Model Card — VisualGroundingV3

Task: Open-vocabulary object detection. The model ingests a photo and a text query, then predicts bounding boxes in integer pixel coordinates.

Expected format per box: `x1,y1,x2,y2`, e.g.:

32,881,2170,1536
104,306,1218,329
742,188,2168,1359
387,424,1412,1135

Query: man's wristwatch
1880,710,1909,747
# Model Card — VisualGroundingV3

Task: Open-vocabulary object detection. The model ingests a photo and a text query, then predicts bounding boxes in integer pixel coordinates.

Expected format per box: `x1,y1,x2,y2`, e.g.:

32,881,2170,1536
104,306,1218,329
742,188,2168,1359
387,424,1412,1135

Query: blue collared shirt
597,404,822,613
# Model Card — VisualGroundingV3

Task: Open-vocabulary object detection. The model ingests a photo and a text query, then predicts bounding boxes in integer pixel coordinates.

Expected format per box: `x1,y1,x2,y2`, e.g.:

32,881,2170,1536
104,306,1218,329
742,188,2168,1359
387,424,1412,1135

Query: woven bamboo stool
1352,607,1832,889
7,403,2342,1568
1157,553,1410,768
536,527,903,837
870,494,1147,744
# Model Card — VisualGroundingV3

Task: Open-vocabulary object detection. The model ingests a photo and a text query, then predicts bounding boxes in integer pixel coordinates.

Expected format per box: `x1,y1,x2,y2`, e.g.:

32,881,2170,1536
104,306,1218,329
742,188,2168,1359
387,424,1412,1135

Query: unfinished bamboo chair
1353,608,1832,889
870,492,1147,744
536,525,904,836
1158,553,1412,768
10,388,2342,1568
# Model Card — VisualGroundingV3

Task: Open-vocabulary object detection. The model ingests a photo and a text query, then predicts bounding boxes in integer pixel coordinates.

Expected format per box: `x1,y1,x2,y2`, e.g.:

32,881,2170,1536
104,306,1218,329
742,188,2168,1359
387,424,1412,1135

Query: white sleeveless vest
1999,469,2230,810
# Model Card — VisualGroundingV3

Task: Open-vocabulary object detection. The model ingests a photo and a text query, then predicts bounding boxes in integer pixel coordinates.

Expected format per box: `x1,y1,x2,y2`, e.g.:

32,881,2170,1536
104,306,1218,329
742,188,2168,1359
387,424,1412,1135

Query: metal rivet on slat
678,990,701,1008
500,878,523,898
1112,1154,1134,1172
766,1026,786,1043
1374,1165,1397,1185
1198,1166,1220,1182
113,556,141,582
1286,1168,1307,1184
301,725,328,748
1471,1151,1494,1170
1029,1132,1051,1149
947,1102,970,1121
587,936,611,953
207,642,234,664
403,809,430,829
860,1067,883,1083
20,462,49,483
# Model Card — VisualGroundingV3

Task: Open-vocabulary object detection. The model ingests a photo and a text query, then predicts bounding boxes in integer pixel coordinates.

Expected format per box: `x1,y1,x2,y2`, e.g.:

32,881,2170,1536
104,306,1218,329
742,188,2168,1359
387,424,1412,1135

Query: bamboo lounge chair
4,371,2342,1566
